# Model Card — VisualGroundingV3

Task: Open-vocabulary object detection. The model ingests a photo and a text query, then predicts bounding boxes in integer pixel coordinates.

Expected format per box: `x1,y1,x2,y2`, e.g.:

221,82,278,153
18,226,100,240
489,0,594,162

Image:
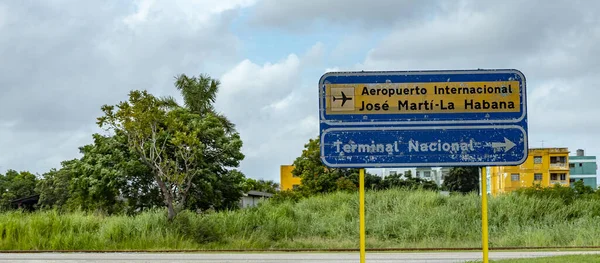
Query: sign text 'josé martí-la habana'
318,69,529,168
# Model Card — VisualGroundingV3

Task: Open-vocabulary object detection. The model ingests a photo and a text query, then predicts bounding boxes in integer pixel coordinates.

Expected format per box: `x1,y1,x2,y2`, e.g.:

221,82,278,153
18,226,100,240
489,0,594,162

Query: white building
239,191,273,208
371,167,451,186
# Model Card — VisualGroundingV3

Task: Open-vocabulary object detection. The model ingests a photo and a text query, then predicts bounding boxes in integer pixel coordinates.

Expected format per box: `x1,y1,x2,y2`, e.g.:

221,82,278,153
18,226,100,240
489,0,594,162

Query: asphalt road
1,251,599,263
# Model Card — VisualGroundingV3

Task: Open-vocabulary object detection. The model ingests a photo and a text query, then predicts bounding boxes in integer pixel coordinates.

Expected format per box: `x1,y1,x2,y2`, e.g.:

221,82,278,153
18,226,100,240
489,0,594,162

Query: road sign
319,69,526,125
318,69,528,168
321,125,527,168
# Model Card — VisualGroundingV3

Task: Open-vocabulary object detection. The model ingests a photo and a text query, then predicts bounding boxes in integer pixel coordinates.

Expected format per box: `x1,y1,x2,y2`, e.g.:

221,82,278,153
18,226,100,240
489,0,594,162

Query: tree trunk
166,200,176,221
154,172,177,221
139,155,178,221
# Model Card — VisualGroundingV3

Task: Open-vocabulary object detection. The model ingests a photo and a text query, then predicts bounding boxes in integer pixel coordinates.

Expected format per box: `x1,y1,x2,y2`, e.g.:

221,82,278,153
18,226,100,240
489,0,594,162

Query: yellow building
280,165,302,191
489,148,570,196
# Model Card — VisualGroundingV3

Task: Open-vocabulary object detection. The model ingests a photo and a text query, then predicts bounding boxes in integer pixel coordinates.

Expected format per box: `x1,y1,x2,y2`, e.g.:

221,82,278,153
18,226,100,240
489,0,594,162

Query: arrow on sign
492,137,516,152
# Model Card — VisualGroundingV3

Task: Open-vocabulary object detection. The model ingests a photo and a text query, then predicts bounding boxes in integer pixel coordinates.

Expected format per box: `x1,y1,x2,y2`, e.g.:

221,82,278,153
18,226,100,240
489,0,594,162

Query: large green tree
36,160,77,210
97,74,244,220
36,133,162,214
188,169,247,211
442,167,480,194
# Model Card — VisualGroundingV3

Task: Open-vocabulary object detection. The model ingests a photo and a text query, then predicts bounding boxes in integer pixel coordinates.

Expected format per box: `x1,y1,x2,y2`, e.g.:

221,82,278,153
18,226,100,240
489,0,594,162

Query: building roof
529,147,569,153
10,194,40,204
569,156,596,159
245,190,274,197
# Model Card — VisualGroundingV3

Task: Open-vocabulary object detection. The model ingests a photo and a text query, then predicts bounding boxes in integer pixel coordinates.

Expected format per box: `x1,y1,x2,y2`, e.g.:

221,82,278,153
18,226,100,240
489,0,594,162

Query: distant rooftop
570,156,596,159
245,191,274,197
529,147,569,153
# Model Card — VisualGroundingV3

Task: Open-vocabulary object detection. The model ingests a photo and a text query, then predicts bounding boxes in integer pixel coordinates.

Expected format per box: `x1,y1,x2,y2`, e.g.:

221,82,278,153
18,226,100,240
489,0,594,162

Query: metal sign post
359,168,366,262
318,69,528,263
481,167,489,263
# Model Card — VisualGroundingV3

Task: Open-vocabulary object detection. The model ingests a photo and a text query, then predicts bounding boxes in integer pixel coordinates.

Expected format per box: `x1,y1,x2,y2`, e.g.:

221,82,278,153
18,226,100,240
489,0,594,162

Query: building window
579,163,583,167
551,173,567,181
389,171,397,176
550,156,566,164
423,171,431,178
511,173,520,181
534,173,542,181
534,156,542,164
569,163,575,168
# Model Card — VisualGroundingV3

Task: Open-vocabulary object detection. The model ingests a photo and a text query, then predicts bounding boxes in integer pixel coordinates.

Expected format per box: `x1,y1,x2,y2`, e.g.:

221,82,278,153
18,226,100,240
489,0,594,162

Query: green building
569,149,598,189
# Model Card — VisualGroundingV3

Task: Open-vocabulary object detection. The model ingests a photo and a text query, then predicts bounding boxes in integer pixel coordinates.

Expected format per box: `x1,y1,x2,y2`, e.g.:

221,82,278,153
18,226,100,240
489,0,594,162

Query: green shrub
171,210,222,244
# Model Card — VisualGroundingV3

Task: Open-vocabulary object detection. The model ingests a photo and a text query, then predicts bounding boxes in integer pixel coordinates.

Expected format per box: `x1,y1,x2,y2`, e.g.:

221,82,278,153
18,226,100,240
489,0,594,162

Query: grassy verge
466,254,600,262
1,188,600,250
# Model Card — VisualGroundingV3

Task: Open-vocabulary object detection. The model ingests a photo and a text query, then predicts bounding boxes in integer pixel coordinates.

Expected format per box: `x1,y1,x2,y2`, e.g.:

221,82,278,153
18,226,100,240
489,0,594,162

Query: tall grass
1,188,599,250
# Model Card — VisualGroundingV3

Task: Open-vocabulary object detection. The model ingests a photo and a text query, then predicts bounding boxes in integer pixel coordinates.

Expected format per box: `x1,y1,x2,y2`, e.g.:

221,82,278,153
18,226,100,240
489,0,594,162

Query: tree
36,160,77,210
174,74,235,131
292,137,347,194
378,171,438,191
36,133,163,214
188,169,247,211
97,74,243,220
72,133,162,214
442,167,480,194
243,178,280,194
0,170,38,210
572,180,595,196
291,137,381,194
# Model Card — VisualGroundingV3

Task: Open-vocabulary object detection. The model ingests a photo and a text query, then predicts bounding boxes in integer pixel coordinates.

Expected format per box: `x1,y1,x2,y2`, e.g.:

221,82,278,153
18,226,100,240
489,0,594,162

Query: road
1,251,599,263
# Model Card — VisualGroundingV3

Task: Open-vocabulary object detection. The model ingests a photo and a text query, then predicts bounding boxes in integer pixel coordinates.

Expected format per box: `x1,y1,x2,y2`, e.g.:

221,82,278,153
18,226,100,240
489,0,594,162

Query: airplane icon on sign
333,91,352,106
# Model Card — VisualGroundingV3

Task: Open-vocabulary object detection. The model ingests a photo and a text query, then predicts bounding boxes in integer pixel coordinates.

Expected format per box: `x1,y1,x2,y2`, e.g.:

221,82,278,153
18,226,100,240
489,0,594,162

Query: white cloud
0,0,254,175
0,3,7,29
324,67,340,73
0,126,93,176
123,0,257,30
329,34,370,61
361,1,600,75
216,44,323,181
249,0,442,30
301,42,325,67
123,0,155,28
219,54,301,99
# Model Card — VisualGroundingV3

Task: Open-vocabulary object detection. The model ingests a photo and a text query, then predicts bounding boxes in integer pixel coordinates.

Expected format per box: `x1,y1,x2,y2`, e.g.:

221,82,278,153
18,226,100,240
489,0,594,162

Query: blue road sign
321,125,527,168
318,69,528,168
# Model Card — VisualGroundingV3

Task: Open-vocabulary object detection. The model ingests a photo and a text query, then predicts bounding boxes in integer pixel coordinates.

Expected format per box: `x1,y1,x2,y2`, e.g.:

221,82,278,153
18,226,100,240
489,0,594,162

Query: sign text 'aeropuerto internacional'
326,81,520,114
318,69,529,168
319,70,527,125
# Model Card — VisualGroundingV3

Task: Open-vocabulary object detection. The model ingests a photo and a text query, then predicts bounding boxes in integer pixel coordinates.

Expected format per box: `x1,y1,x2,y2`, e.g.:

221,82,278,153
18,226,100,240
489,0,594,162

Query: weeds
1,188,599,250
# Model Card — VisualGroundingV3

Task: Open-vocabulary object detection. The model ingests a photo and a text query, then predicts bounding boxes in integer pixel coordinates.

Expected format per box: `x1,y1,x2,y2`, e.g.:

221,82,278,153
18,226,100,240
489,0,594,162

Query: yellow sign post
359,168,366,263
481,167,489,263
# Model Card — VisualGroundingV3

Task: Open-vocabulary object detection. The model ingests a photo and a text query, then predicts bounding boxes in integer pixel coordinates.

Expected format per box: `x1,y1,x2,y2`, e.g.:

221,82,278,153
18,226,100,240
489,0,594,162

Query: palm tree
174,74,235,133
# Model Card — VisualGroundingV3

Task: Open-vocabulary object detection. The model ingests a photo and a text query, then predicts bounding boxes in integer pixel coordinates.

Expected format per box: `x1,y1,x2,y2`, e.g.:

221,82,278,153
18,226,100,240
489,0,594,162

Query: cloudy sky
1,0,599,182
